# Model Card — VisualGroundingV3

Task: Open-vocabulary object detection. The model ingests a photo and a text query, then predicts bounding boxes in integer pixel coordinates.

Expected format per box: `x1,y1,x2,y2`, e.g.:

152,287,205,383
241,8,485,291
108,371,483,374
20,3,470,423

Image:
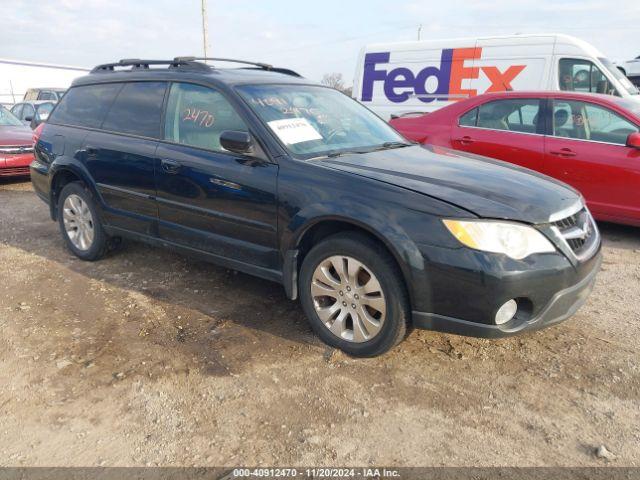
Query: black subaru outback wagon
31,58,602,356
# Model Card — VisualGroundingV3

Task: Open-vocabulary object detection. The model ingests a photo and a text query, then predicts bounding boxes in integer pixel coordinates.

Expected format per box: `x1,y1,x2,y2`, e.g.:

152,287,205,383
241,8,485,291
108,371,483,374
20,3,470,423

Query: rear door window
102,82,167,138
22,104,35,120
476,99,541,133
163,82,248,152
459,108,478,127
48,83,122,128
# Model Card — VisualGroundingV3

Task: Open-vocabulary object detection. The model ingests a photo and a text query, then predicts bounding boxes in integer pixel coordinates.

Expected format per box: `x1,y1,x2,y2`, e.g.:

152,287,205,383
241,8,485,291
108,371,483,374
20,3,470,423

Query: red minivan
390,92,640,227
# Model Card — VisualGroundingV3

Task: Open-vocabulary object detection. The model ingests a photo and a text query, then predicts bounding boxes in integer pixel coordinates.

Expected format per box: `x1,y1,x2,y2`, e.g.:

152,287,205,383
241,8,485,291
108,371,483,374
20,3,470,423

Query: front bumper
412,251,602,338
0,153,33,177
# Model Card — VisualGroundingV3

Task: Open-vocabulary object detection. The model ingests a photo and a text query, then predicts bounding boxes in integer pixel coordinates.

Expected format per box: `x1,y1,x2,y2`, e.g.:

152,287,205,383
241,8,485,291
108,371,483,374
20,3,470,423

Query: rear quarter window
459,108,478,126
48,83,122,129
101,82,167,138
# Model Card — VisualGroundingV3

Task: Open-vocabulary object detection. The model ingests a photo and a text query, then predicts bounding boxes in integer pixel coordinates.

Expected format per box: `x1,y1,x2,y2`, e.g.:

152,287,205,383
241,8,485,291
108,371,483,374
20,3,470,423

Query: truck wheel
299,233,410,357
57,182,109,261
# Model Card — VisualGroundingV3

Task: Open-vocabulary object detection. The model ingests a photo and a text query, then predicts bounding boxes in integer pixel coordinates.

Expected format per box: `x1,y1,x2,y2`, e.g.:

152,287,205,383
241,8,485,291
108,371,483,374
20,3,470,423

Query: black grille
552,208,597,258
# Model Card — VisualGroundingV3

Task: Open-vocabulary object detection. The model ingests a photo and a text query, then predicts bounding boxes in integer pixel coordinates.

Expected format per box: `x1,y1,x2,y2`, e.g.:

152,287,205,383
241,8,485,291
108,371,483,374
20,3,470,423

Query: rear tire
57,182,109,261
299,232,410,357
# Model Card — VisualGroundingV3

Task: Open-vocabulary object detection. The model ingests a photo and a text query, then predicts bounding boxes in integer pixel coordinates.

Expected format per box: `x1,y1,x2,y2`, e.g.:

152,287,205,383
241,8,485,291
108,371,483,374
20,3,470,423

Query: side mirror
627,132,640,149
220,130,253,154
24,115,33,122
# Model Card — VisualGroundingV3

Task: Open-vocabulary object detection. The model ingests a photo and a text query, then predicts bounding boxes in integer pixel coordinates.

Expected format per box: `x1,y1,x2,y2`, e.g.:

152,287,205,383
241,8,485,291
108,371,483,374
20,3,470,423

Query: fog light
495,299,518,325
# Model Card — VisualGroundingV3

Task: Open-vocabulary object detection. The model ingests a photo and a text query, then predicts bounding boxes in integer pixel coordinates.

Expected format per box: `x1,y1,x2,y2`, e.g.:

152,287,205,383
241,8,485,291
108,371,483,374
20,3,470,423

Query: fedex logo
361,48,526,104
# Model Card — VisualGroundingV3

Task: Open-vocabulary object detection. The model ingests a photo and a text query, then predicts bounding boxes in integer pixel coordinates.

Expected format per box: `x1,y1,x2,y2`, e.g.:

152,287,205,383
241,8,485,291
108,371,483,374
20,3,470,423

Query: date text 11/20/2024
232,467,401,478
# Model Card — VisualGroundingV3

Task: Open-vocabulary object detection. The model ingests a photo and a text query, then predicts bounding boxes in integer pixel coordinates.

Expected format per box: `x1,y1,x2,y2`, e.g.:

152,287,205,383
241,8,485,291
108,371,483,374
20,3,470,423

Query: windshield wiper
378,141,415,150
310,142,415,160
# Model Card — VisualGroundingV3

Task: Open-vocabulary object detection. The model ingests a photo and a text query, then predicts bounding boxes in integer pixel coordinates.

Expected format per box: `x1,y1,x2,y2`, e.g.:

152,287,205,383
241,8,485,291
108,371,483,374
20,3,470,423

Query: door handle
456,136,474,145
549,148,577,157
160,158,181,173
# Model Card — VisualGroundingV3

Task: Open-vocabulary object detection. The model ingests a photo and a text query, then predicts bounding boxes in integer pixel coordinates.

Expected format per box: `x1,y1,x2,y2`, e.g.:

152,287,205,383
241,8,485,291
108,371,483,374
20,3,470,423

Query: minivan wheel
299,233,410,357
57,182,109,261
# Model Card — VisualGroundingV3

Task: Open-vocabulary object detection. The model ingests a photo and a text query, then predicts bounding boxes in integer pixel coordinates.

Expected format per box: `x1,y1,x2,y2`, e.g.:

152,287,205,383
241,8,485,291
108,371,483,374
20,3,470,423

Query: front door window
559,59,617,96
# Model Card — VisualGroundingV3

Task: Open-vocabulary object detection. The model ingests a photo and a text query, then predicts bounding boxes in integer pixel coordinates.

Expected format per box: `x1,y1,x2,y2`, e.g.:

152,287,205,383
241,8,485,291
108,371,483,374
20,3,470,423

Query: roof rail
90,57,302,77
174,57,273,69
173,57,302,77
90,58,211,73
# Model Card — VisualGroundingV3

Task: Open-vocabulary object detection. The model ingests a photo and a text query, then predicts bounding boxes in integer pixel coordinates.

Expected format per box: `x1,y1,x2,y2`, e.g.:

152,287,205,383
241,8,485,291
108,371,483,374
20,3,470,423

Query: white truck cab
353,34,639,119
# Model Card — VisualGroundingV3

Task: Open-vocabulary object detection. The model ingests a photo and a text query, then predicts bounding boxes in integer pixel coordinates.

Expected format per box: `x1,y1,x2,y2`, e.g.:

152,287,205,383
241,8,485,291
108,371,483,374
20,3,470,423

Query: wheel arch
283,212,424,308
49,163,100,220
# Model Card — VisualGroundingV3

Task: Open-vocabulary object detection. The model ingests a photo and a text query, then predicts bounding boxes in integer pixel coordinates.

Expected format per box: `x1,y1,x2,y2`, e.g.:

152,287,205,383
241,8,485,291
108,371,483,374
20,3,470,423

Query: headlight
443,219,555,260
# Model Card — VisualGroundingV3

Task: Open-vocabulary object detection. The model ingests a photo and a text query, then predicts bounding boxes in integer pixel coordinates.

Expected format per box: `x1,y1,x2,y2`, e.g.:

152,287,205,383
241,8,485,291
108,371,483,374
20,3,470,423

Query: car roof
17,100,57,105
468,90,639,108
71,59,316,90
27,88,66,92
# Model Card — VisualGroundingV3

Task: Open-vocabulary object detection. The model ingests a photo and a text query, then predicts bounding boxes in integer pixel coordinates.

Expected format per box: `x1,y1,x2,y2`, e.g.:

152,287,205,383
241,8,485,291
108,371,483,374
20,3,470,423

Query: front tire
57,182,109,261
299,233,410,357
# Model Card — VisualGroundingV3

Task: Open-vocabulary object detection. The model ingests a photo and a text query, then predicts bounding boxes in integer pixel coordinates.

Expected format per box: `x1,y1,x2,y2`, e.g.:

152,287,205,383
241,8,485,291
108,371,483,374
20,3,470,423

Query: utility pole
417,24,422,41
201,0,209,57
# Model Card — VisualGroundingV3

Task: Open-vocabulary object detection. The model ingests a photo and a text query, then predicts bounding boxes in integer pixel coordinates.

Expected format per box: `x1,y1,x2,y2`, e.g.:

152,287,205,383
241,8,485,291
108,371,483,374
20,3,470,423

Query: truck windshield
237,84,407,159
599,58,639,95
0,106,23,126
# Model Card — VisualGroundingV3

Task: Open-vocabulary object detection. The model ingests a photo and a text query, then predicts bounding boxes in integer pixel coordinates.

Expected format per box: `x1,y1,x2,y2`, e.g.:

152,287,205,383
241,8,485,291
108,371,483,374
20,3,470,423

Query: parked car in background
23,87,67,102
30,57,601,356
390,91,640,227
10,100,55,129
354,34,639,119
616,55,640,79
0,58,85,107
0,105,34,177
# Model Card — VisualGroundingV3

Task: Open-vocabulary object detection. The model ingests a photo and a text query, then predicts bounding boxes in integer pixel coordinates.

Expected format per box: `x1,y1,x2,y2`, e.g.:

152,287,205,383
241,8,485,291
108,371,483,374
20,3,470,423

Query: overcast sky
2,0,638,84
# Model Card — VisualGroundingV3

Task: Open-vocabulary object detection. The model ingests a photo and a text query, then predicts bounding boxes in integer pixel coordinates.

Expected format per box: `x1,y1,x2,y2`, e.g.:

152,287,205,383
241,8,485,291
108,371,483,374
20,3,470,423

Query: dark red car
0,106,34,178
390,91,640,227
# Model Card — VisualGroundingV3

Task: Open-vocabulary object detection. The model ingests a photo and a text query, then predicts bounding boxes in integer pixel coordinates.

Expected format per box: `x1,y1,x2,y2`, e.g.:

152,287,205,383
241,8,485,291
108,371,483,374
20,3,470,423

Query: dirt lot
0,178,638,468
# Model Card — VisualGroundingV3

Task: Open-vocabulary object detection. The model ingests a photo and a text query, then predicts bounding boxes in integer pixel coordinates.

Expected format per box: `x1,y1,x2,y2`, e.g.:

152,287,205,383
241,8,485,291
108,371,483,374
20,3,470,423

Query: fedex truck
353,34,639,119
0,58,88,107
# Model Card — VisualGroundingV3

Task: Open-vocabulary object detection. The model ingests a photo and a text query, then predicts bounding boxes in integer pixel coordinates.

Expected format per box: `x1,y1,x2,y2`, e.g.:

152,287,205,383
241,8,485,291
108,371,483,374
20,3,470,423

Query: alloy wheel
310,255,386,343
62,194,95,251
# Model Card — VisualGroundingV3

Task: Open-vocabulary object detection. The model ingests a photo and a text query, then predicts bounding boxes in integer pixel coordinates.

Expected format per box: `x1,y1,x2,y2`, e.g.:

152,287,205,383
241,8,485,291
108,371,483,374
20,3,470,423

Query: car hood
316,145,580,224
0,126,33,146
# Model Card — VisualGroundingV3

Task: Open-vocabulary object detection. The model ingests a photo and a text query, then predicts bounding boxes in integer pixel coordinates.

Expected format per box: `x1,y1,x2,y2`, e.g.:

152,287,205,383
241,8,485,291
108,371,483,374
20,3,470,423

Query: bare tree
321,73,352,96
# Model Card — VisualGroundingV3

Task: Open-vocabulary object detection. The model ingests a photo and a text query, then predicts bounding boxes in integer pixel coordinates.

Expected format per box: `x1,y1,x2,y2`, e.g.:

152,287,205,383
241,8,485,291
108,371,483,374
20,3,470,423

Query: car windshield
36,102,55,120
0,106,23,126
599,57,639,95
237,84,407,158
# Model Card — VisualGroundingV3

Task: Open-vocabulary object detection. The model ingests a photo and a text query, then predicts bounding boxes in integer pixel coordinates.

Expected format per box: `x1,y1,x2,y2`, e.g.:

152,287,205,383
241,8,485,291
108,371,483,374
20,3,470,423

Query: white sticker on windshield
267,118,322,145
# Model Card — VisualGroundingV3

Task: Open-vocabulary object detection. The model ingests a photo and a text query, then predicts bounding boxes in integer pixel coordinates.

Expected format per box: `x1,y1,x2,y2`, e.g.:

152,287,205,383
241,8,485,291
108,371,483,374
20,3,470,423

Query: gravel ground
0,178,638,467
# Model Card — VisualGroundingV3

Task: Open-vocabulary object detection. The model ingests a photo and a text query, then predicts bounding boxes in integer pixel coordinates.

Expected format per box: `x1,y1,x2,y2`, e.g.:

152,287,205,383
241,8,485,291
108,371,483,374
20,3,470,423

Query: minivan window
559,58,618,96
48,83,122,129
102,82,167,138
164,83,249,152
